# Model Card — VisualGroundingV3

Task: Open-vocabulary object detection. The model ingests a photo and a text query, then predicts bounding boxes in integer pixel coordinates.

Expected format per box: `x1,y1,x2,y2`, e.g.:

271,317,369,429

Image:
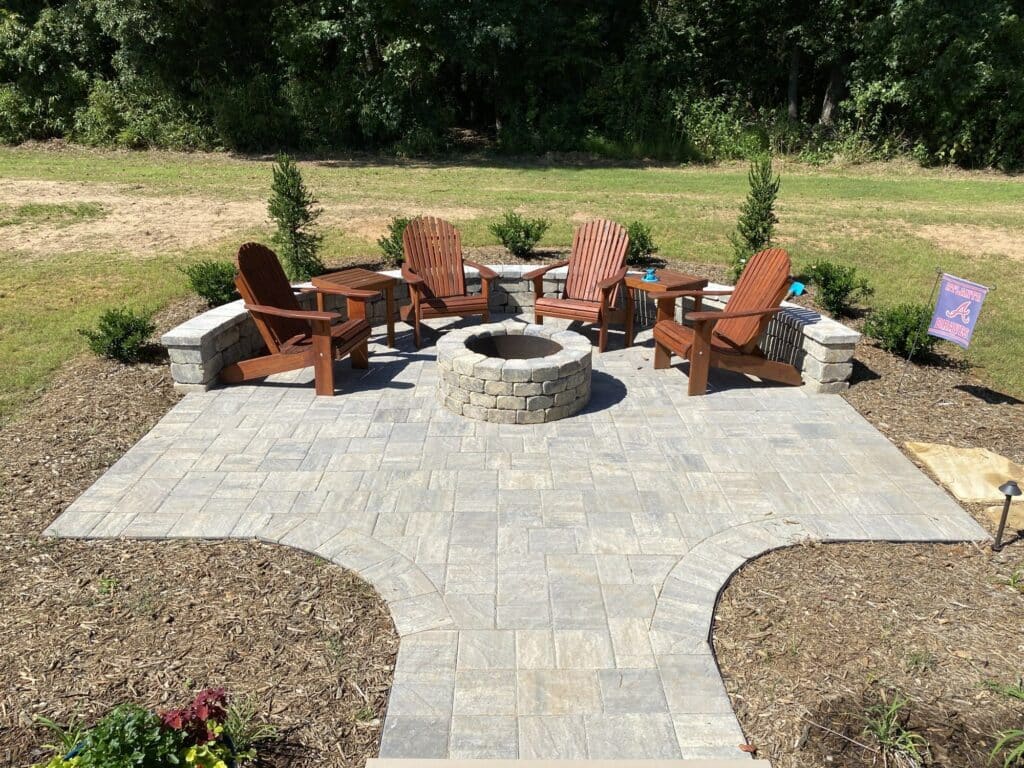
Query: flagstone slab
47,315,988,762
905,442,1024,504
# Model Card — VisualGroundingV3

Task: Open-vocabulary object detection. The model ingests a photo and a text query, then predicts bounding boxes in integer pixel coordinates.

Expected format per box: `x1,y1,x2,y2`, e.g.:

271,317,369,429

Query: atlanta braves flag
927,274,989,349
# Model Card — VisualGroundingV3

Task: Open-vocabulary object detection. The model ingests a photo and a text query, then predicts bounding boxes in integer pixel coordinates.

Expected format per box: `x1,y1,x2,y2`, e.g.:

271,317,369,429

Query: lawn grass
1,145,1021,417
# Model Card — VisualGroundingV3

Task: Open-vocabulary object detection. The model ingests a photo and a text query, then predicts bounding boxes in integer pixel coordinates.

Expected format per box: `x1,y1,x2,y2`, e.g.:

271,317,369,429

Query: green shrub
625,220,658,266
377,216,412,266
489,211,550,258
864,303,938,359
729,156,780,281
78,703,185,768
804,260,874,316
268,155,324,280
181,260,239,307
80,307,155,363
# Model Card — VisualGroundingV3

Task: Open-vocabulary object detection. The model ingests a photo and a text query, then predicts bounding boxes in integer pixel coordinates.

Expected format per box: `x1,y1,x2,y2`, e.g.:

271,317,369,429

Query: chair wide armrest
686,306,783,323
523,260,569,281
598,267,628,292
245,303,338,322
401,264,425,286
464,260,498,280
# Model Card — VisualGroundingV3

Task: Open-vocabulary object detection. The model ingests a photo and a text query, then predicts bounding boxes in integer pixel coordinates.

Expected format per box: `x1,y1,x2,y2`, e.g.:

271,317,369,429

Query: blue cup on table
642,267,659,283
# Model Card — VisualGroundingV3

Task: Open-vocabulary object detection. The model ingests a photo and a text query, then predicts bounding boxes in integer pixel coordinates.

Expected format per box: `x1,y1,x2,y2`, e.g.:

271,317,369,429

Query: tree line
1,0,1021,168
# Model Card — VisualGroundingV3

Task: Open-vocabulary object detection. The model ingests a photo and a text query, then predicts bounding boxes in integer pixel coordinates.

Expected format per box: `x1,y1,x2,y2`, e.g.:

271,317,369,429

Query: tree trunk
819,64,844,126
787,47,800,121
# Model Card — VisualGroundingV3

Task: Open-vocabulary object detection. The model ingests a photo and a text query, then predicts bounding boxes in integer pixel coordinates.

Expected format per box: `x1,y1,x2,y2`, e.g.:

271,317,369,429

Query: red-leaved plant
160,688,228,744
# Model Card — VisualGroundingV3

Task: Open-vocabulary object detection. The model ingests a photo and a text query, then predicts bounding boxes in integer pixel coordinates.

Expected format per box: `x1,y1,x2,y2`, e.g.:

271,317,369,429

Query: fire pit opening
466,334,562,360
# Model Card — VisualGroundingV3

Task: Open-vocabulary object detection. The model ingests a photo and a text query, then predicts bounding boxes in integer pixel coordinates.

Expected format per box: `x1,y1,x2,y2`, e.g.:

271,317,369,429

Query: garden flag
927,274,989,349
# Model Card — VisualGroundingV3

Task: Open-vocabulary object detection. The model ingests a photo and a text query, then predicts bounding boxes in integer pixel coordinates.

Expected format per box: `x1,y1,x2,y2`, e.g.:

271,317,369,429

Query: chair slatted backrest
235,242,308,353
403,216,466,299
564,219,629,304
713,248,792,352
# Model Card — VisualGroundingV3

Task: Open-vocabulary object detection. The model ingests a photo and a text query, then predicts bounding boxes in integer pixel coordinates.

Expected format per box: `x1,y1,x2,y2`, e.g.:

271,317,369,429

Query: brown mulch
0,297,398,768
714,542,1024,768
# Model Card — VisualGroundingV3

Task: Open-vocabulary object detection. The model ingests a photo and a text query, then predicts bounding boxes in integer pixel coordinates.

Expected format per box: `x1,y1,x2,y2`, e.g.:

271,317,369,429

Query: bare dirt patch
913,223,1024,262
714,541,1024,768
0,297,397,768
0,179,266,258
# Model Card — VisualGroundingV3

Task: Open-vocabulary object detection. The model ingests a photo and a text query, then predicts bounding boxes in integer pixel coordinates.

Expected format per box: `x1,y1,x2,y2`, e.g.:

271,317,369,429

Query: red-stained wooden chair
219,242,377,396
652,247,802,395
522,218,629,352
400,216,497,348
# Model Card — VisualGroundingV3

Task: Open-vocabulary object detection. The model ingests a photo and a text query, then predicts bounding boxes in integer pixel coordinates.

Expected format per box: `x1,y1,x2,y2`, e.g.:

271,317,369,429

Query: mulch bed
714,542,1024,768
0,297,398,768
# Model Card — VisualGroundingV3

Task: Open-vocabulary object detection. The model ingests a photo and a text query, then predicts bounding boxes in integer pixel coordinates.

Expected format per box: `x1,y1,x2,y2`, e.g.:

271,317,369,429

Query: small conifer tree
729,156,780,281
268,155,324,280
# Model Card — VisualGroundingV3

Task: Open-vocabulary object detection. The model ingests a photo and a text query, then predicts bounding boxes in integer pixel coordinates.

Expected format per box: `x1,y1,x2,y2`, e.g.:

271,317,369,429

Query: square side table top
312,267,396,290
625,268,708,293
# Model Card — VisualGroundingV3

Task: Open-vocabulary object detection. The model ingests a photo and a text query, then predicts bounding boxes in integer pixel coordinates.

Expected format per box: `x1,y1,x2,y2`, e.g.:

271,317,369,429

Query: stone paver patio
47,316,988,761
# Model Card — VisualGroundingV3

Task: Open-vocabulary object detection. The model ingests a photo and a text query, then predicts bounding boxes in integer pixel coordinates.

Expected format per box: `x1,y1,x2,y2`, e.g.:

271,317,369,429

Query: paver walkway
47,316,988,761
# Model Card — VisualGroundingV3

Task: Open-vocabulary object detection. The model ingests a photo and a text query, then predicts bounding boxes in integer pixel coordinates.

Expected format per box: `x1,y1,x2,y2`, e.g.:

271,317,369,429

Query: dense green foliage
1,1,1021,167
729,157,780,280
864,303,938,359
489,211,549,258
80,307,155,363
268,155,323,280
76,704,185,767
625,221,658,266
181,260,239,307
378,216,411,267
805,260,874,316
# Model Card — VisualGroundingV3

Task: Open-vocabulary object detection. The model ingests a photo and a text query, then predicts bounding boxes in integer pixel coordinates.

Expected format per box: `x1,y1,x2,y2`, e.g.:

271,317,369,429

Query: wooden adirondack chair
220,242,378,396
523,218,629,352
652,248,802,395
400,216,498,348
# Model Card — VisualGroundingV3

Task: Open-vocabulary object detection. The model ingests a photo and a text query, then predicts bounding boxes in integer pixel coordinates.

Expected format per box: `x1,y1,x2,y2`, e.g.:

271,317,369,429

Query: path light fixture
992,479,1022,552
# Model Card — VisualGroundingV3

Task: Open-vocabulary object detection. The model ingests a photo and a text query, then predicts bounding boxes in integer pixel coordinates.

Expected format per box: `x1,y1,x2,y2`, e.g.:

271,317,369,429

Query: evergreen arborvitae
729,156,780,281
268,155,324,280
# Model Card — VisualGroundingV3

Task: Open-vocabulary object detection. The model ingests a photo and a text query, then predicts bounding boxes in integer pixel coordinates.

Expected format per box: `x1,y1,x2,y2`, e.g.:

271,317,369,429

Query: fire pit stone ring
436,321,592,423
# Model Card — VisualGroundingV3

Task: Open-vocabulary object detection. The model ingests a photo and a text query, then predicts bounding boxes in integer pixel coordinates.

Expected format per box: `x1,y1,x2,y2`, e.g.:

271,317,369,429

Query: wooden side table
624,268,709,347
312,268,398,347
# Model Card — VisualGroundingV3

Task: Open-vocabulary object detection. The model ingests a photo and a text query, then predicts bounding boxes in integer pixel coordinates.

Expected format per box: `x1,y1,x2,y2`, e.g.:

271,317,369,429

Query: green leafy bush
377,216,411,266
729,156,780,281
80,307,155,363
269,155,324,280
489,211,549,258
78,703,185,768
804,260,874,316
864,303,938,359
625,221,658,266
181,260,239,307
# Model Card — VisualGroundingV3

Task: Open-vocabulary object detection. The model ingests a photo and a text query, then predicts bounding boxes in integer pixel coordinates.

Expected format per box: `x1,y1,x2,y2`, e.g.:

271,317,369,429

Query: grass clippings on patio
714,541,1024,768
0,299,398,768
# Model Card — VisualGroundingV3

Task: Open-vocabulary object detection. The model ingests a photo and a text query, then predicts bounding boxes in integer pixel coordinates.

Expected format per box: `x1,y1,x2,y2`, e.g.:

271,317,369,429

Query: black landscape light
992,480,1022,552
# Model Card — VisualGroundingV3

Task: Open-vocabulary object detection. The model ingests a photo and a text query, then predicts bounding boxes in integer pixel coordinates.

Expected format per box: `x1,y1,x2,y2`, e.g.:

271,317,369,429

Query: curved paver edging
161,265,860,394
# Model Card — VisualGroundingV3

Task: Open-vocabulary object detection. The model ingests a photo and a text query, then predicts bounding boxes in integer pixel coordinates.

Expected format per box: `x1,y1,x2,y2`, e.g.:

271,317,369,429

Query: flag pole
896,268,942,394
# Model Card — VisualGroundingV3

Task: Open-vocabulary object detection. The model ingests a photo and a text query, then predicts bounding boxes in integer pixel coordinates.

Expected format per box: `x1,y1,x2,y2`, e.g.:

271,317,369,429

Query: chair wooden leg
654,340,672,369
312,320,334,396
534,311,543,325
482,309,490,323
413,311,422,349
687,321,713,396
598,319,609,353
351,339,369,369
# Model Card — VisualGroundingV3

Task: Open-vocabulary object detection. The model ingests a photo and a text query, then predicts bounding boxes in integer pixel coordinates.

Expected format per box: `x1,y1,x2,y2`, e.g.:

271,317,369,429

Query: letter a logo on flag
928,274,988,349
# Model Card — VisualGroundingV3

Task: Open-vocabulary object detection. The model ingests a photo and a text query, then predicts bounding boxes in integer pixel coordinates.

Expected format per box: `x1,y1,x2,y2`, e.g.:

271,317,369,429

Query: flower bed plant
33,688,275,768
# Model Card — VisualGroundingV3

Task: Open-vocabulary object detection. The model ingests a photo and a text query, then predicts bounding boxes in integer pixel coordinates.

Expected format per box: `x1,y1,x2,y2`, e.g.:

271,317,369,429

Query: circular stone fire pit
436,322,592,424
